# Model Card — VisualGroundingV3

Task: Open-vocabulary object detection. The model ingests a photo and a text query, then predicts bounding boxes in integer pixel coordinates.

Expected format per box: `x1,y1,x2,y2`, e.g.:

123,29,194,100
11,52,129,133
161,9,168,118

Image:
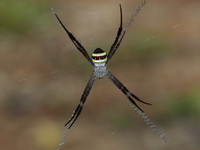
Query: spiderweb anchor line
56,127,70,150
124,0,147,31
124,0,169,142
130,103,170,142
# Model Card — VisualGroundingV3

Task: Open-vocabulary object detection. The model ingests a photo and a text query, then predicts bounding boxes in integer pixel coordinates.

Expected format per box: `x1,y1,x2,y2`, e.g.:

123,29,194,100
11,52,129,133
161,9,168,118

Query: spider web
56,128,70,150
124,0,147,31
55,1,169,150
130,103,169,142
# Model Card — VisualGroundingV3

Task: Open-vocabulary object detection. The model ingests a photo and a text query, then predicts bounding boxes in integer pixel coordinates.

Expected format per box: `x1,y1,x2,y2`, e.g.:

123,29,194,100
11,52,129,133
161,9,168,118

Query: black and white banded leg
107,71,151,112
52,9,94,65
65,73,97,129
107,4,126,63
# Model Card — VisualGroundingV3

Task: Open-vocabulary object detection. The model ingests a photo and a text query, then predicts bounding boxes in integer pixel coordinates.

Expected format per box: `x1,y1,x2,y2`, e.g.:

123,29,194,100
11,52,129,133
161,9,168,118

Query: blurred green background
0,0,200,150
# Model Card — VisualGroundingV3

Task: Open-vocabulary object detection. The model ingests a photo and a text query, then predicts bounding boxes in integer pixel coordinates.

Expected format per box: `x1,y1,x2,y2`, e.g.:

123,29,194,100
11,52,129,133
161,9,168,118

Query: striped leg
52,9,94,65
107,71,151,112
107,4,126,63
65,73,97,129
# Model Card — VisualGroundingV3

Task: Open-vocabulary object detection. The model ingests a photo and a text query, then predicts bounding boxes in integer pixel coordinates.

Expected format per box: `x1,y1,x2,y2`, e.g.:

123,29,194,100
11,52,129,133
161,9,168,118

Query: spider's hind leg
107,71,151,112
65,73,96,129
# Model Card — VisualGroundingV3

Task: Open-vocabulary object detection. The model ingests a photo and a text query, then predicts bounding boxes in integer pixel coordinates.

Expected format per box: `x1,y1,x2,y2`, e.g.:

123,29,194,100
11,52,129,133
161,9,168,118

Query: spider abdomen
92,48,108,78
92,48,107,67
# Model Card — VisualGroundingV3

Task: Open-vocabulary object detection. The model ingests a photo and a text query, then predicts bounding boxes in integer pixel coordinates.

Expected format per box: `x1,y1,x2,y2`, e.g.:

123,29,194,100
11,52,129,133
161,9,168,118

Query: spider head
92,48,107,67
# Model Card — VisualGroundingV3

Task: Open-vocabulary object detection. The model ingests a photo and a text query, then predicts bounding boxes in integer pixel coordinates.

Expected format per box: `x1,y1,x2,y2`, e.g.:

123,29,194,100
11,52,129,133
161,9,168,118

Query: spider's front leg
65,73,96,129
107,71,151,112
107,4,126,63
52,9,94,66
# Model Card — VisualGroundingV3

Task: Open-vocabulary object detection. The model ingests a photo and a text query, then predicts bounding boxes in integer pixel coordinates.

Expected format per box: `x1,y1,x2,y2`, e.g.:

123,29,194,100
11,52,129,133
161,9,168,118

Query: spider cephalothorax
53,4,151,129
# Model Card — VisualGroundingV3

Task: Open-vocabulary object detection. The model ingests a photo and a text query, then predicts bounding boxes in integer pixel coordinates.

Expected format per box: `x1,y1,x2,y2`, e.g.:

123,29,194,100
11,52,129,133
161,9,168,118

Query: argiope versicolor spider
52,2,169,146
53,4,151,129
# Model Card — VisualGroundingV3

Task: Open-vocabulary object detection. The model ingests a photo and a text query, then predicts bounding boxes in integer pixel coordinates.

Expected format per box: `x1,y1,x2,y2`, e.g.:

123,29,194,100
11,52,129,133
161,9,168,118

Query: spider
53,4,151,129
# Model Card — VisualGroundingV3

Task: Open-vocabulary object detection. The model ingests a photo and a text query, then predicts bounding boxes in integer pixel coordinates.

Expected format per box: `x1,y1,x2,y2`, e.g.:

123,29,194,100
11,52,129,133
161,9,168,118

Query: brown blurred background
0,0,200,150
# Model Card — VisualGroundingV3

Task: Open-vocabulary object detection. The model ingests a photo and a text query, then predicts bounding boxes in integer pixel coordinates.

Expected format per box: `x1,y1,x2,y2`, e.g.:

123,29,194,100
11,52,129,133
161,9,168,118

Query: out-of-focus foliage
0,0,50,36
165,87,200,119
